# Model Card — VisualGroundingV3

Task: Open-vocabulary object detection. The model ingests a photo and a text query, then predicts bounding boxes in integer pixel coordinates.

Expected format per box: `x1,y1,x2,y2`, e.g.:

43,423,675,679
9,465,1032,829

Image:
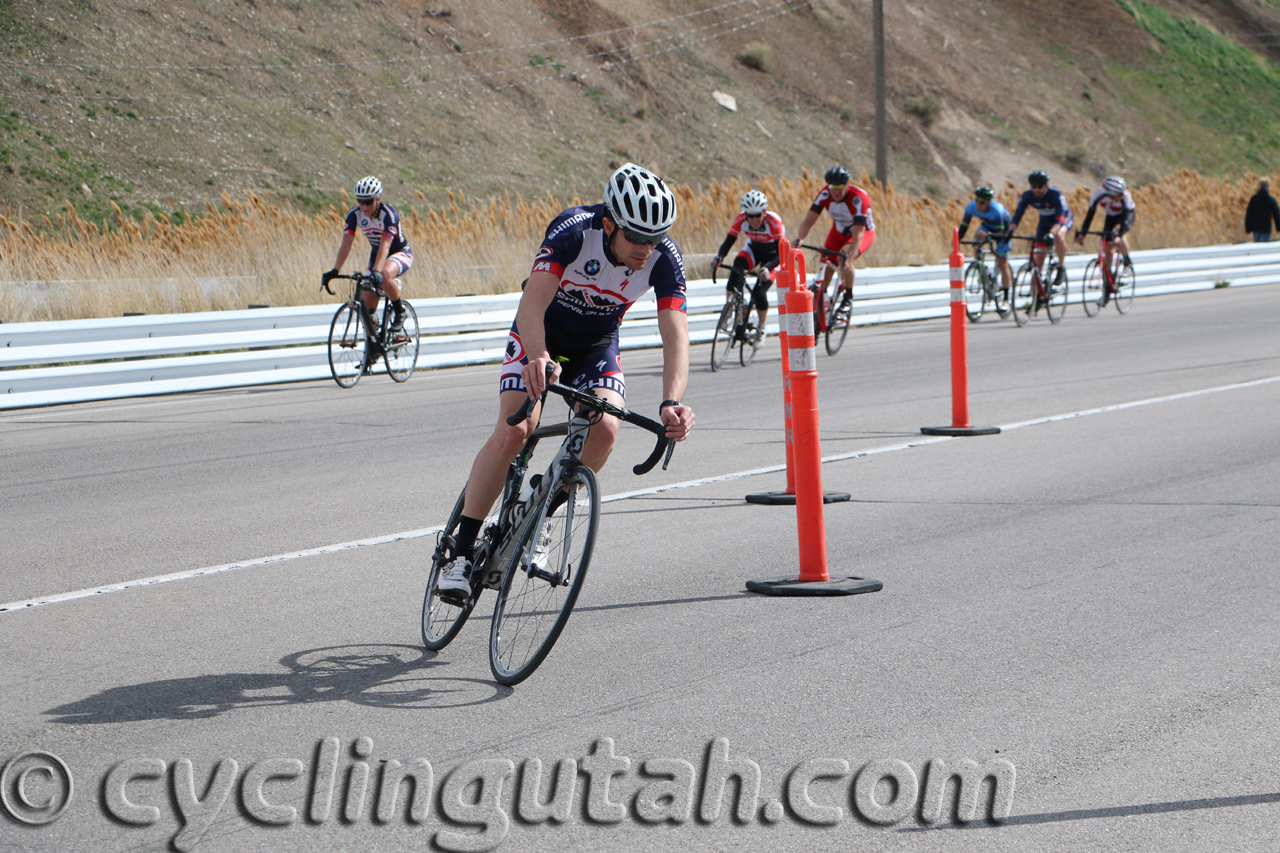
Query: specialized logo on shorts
584,259,601,276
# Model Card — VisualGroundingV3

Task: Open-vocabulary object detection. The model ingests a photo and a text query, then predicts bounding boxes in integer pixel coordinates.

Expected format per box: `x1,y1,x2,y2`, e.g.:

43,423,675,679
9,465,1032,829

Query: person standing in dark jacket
1244,178,1280,242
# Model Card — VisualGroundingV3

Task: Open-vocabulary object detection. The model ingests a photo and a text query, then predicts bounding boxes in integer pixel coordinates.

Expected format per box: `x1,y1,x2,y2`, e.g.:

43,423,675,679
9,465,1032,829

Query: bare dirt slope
2,0,1278,221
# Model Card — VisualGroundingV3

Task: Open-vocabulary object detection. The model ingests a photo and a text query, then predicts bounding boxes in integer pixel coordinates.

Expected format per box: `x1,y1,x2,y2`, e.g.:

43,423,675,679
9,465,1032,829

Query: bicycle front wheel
1114,262,1136,314
710,296,738,372
422,488,477,650
1011,263,1036,327
489,463,599,686
328,303,367,387
1081,259,1102,317
384,303,420,382
825,289,852,355
1045,266,1068,324
964,262,985,322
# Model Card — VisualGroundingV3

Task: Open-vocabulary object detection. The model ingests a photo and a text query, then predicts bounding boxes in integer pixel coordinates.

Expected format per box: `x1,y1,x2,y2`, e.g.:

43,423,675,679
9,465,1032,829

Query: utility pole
873,0,887,189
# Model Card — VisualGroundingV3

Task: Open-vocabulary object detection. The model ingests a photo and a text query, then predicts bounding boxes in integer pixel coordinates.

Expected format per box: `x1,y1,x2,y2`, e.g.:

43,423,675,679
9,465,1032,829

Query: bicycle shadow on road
43,643,506,725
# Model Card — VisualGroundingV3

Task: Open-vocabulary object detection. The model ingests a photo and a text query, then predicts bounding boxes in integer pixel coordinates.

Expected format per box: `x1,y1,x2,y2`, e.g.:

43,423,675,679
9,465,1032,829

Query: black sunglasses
619,227,665,246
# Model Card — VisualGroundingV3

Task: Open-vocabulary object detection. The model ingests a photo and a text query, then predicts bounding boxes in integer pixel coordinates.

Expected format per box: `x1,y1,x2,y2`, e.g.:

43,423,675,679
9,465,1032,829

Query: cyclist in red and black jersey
438,164,696,595
791,165,876,295
711,190,786,341
322,176,412,332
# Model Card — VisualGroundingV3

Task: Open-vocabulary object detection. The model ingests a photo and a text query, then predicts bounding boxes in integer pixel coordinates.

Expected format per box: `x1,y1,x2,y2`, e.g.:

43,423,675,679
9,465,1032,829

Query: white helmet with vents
740,190,768,215
603,163,677,240
1102,175,1127,196
354,176,382,199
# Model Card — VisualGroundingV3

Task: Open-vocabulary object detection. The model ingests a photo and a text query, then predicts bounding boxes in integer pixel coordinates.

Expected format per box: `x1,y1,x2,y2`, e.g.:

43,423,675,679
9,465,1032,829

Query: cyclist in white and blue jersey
439,163,696,594
1010,169,1074,286
957,185,1014,297
322,176,412,332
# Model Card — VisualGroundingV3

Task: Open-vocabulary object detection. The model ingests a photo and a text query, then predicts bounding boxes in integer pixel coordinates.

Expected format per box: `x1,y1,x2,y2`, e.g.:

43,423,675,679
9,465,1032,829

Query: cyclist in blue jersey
322,176,412,332
1010,169,1074,287
439,163,696,595
957,185,1014,297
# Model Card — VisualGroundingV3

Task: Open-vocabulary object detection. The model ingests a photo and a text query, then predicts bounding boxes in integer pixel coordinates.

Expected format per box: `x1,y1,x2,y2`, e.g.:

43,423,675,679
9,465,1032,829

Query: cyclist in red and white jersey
322,176,412,332
711,190,785,341
791,165,876,296
1075,175,1136,268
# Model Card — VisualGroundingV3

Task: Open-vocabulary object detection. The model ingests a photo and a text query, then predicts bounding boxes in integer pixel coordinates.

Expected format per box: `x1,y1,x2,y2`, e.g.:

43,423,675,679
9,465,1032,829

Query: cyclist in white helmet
438,163,696,595
322,176,412,332
1075,175,1136,269
711,190,785,341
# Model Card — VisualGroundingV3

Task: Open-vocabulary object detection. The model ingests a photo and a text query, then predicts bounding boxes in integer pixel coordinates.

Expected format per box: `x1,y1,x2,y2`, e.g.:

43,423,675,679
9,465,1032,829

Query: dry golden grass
0,170,1265,323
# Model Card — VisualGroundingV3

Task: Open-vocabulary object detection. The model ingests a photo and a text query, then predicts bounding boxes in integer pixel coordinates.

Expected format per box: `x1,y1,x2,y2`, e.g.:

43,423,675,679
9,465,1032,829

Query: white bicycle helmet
602,163,677,239
1102,175,1127,196
741,190,768,215
354,176,382,199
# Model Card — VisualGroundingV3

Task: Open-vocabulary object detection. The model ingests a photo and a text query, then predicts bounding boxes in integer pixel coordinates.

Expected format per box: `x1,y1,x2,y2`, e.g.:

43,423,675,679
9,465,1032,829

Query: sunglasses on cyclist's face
618,227,665,246
829,183,848,192
357,197,378,208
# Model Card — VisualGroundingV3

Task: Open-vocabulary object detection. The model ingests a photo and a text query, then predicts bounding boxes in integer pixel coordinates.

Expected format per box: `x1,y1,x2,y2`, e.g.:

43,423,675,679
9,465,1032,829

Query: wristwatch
659,399,681,413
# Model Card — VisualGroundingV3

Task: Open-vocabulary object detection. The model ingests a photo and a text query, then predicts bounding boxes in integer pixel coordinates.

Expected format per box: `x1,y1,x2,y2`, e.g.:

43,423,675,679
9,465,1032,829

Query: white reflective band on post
788,310,814,337
951,287,965,302
950,266,964,301
789,346,817,372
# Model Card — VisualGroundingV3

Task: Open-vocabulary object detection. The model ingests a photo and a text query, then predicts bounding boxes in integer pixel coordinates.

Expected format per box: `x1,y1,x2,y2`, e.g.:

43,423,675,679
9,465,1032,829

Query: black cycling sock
392,298,405,316
455,515,483,559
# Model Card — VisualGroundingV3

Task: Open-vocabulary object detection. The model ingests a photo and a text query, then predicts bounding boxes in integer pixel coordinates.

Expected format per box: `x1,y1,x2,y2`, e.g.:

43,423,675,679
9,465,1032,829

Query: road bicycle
1009,236,1068,326
710,262,766,371
1078,230,1136,316
322,271,420,388
961,236,1011,322
422,368,674,686
798,244,853,355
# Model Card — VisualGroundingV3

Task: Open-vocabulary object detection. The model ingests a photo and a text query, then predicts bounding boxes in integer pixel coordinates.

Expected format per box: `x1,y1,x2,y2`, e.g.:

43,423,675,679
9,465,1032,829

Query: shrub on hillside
737,42,774,73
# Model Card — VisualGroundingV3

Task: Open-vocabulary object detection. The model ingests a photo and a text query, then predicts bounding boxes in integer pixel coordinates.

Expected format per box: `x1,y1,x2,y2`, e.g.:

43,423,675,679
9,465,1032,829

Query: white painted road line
3,375,1276,615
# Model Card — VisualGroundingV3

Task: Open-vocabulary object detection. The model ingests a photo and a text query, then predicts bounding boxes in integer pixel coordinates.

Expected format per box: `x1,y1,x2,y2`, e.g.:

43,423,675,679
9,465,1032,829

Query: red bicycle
1078,230,1136,316
799,244,853,355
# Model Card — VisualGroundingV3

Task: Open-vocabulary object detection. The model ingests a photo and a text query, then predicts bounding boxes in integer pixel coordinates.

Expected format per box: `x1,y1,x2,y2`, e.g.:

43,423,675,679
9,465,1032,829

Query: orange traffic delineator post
747,284,881,598
922,230,1001,438
746,243,851,506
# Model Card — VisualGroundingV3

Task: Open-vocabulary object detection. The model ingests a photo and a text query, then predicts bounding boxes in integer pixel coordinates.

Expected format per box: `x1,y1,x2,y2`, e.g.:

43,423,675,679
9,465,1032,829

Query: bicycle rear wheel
1011,263,1036,327
328,303,367,387
422,488,477,650
825,289,852,355
1114,262,1135,314
489,463,598,686
964,262,985,322
710,295,738,372
384,303,420,382
1045,265,1068,324
1081,259,1102,317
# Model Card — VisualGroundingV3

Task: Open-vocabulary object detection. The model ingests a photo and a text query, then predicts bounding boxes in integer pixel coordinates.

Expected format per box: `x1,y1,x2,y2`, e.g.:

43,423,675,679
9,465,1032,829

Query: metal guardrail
2,241,1278,410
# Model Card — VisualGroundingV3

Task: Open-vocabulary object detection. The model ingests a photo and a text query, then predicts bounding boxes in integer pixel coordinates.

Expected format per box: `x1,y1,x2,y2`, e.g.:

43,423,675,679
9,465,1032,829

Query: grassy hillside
1,0,1279,231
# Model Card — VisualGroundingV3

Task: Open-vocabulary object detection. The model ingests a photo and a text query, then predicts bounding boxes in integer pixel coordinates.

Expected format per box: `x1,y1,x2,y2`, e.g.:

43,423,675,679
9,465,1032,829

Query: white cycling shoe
438,556,472,596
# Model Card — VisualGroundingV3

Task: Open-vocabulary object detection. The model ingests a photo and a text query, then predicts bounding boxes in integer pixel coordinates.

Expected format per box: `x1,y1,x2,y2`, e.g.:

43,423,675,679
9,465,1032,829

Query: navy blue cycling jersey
959,200,1012,237
531,203,688,340
343,202,410,264
1011,188,1073,229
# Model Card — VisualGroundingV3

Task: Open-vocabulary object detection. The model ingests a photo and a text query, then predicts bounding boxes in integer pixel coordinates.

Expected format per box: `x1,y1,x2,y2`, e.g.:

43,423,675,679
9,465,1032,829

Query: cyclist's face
829,183,848,200
609,222,656,270
975,198,991,211
746,212,765,227
1030,185,1048,198
357,197,379,212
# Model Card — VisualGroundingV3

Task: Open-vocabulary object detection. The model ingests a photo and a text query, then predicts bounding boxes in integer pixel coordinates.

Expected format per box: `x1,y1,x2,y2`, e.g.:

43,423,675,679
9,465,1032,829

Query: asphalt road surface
2,284,1278,852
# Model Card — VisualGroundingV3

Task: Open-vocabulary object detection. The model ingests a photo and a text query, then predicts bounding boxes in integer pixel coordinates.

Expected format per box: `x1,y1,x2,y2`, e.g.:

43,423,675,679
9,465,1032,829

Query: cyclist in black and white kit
1075,175,1136,268
439,163,696,595
321,176,412,333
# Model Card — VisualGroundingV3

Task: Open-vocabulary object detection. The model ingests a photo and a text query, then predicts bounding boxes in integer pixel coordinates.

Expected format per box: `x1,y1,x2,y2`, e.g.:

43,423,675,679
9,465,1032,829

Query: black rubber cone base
746,575,883,597
920,426,1002,436
745,491,852,505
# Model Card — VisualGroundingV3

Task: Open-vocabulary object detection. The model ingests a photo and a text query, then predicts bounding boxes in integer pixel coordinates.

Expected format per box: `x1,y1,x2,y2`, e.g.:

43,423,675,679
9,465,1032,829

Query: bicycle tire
1045,264,1068,324
991,265,1011,319
1081,259,1102,317
739,311,759,367
1011,263,1036,327
1114,262,1136,314
710,295,738,372
810,283,825,341
964,262,985,322
328,302,367,388
421,488,478,650
825,289,852,355
489,463,599,685
384,302,420,382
